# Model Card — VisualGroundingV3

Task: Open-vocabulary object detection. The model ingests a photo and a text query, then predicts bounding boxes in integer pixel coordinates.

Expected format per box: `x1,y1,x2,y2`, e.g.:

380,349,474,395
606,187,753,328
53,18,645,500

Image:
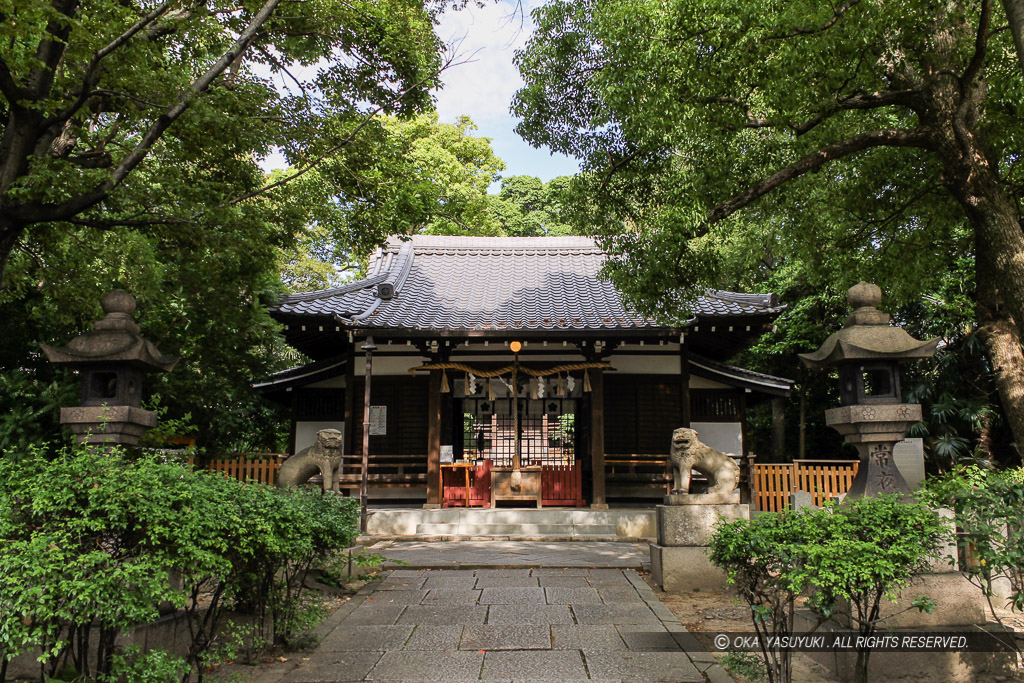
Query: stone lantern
42,290,178,447
799,282,938,499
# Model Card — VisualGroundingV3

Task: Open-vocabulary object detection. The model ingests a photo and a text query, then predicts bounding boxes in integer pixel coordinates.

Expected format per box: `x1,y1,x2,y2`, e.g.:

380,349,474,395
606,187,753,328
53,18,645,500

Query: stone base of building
650,544,729,592
794,611,1016,683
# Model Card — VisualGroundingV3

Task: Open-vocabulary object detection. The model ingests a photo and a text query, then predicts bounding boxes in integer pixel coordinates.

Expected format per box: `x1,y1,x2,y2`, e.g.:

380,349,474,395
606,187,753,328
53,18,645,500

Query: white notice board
369,405,387,435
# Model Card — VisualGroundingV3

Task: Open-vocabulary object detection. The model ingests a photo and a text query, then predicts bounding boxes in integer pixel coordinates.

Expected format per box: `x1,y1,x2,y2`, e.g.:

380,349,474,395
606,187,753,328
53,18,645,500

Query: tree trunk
976,245,1024,453
1005,0,1024,79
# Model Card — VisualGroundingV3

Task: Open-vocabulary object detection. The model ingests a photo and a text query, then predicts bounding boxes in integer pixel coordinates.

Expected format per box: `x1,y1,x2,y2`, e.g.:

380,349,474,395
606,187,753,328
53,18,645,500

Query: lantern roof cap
799,282,938,368
41,290,178,372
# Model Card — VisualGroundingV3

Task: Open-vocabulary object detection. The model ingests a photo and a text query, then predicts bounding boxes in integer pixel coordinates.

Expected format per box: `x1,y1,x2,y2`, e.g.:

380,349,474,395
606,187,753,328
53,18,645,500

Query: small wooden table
441,461,475,507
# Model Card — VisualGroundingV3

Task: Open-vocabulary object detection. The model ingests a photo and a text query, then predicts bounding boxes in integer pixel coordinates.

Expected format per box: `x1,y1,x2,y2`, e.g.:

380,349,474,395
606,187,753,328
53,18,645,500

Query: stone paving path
374,541,649,569
271,567,720,683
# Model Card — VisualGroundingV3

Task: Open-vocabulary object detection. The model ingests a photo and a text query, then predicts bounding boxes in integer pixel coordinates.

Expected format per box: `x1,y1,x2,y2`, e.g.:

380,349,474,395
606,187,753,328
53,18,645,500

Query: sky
260,1,581,189
432,1,581,186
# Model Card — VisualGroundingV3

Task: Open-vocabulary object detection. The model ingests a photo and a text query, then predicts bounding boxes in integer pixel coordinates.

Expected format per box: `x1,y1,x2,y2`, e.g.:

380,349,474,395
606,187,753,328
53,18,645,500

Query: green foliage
710,510,820,683
512,0,1024,462
103,647,189,683
710,496,948,683
922,467,1024,630
279,113,507,290
486,175,576,237
0,0,460,453
721,651,767,682
0,442,359,680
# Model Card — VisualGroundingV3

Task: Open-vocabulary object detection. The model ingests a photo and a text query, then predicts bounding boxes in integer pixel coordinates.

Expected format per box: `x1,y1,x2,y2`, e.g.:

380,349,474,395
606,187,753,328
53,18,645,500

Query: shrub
709,509,821,683
710,495,948,683
0,441,359,682
800,496,947,683
922,466,1024,645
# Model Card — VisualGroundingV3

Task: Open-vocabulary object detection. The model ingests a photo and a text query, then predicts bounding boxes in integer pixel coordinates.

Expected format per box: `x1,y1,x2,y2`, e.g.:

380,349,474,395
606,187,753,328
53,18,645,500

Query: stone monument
798,281,938,500
42,290,177,447
795,282,996,682
650,427,749,592
277,428,345,493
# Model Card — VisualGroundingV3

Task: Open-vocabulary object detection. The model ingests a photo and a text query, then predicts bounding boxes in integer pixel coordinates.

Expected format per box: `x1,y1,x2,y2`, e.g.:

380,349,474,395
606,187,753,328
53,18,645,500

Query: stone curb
249,582,380,683
623,570,738,683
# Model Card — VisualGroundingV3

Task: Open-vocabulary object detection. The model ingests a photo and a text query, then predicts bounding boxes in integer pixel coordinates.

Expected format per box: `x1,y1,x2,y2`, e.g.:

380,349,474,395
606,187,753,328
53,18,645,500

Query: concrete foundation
650,544,730,592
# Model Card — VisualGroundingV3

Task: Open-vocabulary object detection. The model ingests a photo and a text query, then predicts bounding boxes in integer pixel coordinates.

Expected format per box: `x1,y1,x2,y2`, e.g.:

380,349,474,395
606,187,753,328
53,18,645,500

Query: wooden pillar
679,344,691,427
343,346,356,457
426,368,442,507
590,368,607,508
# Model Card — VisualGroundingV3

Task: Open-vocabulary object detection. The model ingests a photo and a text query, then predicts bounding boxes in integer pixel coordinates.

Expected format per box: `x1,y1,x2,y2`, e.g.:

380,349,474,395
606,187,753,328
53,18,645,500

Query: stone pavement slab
367,650,484,681
420,589,481,605
582,649,703,682
480,651,587,679
459,625,551,650
318,625,414,652
487,604,574,625
281,651,383,683
257,558,726,682
402,624,463,650
544,587,602,605
479,587,546,604
549,625,627,651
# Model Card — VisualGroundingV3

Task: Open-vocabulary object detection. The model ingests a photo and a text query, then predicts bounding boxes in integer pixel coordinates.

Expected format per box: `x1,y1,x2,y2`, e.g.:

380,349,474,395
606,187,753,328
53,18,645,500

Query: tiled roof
272,235,783,332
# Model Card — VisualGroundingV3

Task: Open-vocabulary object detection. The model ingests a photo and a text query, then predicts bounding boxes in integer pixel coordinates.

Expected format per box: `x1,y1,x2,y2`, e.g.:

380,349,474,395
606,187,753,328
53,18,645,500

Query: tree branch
706,128,932,226
768,0,862,40
220,50,466,209
706,90,917,136
12,0,286,225
38,1,174,131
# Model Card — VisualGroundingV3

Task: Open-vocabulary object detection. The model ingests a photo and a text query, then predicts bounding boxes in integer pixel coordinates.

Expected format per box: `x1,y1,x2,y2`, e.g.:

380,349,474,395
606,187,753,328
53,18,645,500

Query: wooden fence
188,453,284,485
753,459,860,512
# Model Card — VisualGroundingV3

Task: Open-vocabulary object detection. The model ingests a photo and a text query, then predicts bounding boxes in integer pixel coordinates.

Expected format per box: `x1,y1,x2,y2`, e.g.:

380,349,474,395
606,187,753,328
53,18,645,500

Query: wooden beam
590,368,607,507
426,368,442,506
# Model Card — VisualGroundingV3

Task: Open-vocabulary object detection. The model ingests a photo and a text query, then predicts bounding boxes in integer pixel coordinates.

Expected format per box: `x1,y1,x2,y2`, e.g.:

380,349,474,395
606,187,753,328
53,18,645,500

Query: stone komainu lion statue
669,427,740,495
277,429,344,493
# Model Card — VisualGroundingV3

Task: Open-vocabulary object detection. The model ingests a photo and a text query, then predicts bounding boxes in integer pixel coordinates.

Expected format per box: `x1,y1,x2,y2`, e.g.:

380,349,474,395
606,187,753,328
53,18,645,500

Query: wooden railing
605,453,757,501
336,454,428,490
189,454,284,485
753,459,860,512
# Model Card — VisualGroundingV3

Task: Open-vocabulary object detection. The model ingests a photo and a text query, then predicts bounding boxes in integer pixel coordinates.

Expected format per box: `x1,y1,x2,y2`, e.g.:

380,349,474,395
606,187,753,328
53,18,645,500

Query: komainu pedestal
650,497,749,592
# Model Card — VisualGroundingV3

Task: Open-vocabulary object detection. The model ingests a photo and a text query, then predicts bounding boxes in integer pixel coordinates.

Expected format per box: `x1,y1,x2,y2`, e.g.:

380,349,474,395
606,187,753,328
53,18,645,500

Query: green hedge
0,443,359,682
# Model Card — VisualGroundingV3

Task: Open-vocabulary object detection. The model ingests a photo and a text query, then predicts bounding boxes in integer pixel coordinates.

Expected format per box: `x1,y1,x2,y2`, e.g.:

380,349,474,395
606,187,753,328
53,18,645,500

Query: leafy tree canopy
513,0,1024,454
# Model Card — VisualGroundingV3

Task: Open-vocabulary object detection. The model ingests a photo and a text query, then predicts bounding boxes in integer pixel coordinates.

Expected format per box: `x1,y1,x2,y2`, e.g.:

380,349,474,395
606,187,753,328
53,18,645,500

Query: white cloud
433,1,534,127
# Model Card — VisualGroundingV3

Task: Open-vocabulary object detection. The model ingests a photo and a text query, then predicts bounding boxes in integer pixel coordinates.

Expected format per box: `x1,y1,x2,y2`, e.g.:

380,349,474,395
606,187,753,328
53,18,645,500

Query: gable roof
271,235,783,333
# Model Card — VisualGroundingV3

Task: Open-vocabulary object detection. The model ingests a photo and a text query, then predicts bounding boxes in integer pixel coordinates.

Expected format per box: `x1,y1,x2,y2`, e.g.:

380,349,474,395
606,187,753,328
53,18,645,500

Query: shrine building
259,235,792,509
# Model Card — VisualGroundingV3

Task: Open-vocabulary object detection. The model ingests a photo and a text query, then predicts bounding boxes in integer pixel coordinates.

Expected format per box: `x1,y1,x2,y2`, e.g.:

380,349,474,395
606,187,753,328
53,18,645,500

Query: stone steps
413,522,619,537
366,507,657,539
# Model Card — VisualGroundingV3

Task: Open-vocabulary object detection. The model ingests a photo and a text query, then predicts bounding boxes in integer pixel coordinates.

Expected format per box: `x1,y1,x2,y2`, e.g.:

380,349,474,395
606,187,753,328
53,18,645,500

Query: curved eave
689,354,793,397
